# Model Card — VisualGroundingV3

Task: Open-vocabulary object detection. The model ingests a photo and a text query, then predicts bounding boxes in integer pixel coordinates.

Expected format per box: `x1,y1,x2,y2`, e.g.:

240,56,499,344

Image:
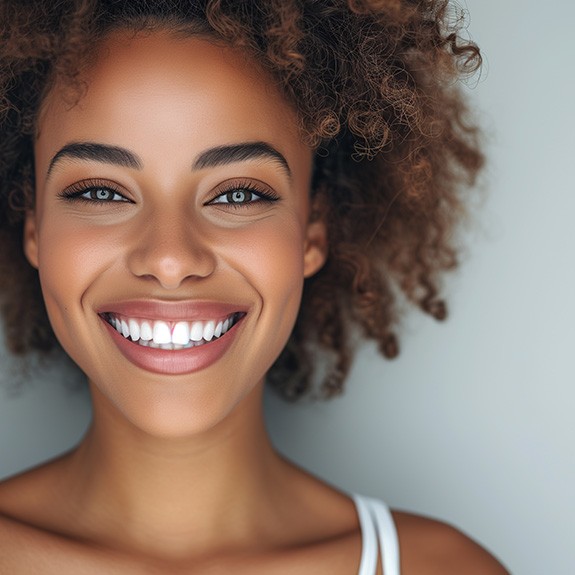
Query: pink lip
98,300,248,375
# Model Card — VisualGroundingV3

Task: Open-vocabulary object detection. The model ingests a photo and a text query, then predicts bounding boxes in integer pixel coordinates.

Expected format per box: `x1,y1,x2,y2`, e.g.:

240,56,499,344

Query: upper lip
96,300,250,322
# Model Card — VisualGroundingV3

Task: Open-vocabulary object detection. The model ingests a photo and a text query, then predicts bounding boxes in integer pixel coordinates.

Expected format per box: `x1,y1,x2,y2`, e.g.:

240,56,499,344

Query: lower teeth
138,339,206,350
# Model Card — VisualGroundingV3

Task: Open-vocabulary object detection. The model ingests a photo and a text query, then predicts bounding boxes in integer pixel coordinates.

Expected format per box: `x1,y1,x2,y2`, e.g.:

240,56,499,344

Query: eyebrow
47,142,143,177
47,140,291,180
192,142,291,178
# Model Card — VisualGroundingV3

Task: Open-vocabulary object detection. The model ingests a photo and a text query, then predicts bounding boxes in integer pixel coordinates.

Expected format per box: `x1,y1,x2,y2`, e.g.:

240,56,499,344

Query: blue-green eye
208,181,280,208
212,189,259,204
82,187,127,202
58,180,131,203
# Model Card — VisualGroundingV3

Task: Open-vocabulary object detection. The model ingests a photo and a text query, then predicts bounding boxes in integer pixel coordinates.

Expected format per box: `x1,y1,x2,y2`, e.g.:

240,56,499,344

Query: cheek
236,218,305,297
216,224,306,388
235,218,306,341
35,218,118,333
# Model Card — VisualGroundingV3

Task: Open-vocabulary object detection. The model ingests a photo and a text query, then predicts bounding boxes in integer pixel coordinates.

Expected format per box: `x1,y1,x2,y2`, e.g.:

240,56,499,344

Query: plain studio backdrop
1,1,573,573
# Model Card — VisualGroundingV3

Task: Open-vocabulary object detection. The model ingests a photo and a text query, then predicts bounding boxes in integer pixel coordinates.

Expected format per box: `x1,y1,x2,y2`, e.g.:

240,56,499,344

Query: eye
212,189,260,205
81,187,127,202
58,180,131,204
207,180,280,209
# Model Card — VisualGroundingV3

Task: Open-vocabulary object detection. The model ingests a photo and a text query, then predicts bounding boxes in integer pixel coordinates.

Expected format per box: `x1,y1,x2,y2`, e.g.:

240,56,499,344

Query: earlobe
303,220,328,278
23,212,39,269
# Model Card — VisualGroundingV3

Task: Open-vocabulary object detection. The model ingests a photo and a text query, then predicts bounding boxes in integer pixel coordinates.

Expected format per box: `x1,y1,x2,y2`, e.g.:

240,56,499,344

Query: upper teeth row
108,315,236,345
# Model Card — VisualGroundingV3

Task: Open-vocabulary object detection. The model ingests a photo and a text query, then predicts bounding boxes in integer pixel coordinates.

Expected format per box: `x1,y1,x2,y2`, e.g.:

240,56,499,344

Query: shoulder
0,460,76,567
0,510,61,573
0,471,56,571
0,511,140,575
392,511,509,575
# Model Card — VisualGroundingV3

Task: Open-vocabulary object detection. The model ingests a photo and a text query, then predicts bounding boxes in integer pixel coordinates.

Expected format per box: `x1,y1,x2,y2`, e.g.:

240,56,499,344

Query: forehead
35,30,310,179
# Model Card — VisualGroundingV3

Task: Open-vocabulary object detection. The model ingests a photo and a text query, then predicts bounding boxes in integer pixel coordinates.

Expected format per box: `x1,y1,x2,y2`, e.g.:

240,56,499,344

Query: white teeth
128,319,140,341
140,321,153,341
107,312,241,348
152,321,171,344
172,321,190,345
203,320,216,341
190,321,204,342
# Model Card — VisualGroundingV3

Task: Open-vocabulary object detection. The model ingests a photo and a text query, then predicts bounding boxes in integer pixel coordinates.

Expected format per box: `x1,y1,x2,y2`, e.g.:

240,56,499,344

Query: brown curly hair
0,0,483,399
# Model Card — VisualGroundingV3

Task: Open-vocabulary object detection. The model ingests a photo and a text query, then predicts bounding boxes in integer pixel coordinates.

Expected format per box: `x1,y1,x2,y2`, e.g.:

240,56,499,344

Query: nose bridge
127,204,215,288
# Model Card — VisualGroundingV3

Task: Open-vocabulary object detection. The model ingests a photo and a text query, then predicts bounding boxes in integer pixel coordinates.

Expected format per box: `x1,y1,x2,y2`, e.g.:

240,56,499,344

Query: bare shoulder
393,511,510,575
0,466,59,571
0,507,67,574
0,499,142,575
0,456,64,521
0,459,90,573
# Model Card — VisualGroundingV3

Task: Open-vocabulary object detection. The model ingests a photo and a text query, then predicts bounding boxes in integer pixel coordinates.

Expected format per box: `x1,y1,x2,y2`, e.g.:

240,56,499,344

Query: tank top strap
353,494,379,575
352,494,401,575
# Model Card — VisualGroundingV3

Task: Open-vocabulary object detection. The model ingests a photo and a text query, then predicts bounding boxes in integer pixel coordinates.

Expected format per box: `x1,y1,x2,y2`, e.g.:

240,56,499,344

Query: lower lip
102,317,243,375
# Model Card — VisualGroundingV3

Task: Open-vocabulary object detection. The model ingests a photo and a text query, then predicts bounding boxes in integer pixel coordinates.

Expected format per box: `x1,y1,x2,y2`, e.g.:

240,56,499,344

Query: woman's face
25,31,326,436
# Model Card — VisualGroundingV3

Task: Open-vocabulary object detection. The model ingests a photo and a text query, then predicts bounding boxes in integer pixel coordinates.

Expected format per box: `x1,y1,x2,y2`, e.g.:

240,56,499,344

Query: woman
0,1,508,572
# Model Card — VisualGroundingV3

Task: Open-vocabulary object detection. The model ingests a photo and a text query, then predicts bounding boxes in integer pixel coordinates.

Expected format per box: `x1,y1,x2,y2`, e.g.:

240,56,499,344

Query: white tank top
353,494,400,575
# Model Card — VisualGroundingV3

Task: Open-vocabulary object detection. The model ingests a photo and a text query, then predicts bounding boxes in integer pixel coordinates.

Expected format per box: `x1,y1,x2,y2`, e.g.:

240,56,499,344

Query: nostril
127,242,217,288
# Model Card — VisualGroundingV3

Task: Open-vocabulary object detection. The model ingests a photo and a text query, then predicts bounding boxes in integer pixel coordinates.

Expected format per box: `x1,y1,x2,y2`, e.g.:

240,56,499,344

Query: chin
87,371,264,440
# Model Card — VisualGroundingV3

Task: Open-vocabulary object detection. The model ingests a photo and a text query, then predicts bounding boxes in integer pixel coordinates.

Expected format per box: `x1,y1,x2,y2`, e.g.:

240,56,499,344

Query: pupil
231,190,247,202
96,189,109,200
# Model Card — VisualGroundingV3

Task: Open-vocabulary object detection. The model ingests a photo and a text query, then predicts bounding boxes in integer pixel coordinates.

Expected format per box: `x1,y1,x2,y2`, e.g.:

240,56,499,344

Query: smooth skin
0,31,508,574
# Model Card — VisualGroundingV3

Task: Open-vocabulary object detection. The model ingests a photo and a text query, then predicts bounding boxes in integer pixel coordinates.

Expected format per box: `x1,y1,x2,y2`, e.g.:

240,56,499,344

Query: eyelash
206,180,280,209
57,179,280,208
58,179,130,204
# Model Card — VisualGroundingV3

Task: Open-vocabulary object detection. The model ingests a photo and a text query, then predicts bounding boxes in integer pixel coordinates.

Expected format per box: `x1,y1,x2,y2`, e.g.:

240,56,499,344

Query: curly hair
0,0,483,399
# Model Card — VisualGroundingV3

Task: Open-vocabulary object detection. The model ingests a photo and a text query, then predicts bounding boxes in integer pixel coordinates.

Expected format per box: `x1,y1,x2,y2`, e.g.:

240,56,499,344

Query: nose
126,210,216,290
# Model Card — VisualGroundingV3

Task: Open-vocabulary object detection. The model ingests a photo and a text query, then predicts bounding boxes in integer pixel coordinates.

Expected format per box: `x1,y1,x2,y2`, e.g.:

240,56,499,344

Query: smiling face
25,31,326,437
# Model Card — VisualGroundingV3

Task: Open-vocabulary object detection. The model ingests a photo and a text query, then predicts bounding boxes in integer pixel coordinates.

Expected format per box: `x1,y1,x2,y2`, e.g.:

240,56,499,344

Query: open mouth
100,311,245,350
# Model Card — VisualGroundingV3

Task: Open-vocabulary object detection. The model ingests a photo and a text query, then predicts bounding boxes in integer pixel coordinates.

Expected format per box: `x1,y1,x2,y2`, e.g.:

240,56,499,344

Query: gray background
1,1,573,573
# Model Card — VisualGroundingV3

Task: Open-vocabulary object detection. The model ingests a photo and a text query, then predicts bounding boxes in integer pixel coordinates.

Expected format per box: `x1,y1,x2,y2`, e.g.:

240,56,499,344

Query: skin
0,30,508,574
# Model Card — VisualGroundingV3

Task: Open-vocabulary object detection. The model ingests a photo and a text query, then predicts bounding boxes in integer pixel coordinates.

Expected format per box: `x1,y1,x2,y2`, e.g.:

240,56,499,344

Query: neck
59,380,291,559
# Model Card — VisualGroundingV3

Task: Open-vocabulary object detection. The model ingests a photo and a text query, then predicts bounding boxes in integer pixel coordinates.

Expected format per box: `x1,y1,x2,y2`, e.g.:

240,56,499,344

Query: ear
303,217,328,278
23,211,39,269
